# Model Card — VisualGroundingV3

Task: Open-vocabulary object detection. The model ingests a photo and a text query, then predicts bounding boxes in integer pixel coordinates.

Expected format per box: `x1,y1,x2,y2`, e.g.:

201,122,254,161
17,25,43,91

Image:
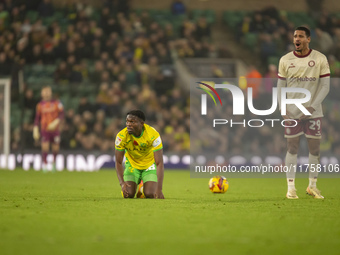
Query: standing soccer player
33,86,64,172
115,110,165,199
277,26,330,199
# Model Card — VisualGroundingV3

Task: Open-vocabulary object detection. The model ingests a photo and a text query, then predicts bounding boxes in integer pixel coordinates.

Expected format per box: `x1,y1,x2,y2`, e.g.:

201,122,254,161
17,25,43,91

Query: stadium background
1,2,340,255
0,0,340,170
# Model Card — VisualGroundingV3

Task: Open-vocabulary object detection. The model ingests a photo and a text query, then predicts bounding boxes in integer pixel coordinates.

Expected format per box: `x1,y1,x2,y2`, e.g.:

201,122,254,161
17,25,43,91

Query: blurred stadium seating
0,0,340,160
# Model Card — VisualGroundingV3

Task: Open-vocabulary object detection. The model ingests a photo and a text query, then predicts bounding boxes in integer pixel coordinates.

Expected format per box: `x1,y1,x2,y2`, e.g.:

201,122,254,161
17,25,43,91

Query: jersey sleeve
152,135,163,152
320,55,330,77
115,132,126,151
278,58,286,80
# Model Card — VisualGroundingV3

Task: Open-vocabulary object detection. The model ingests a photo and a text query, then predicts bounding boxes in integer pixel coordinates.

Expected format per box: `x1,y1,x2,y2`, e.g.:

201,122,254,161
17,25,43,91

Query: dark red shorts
285,118,322,139
41,131,61,144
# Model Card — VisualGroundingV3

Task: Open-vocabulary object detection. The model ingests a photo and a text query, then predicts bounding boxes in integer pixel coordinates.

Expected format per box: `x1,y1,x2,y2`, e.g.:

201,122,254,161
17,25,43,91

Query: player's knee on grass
143,191,155,198
143,181,157,198
123,192,136,198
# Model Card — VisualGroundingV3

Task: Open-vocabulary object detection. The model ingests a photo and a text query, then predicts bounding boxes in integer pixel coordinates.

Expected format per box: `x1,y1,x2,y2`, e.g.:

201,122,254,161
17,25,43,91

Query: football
209,175,229,193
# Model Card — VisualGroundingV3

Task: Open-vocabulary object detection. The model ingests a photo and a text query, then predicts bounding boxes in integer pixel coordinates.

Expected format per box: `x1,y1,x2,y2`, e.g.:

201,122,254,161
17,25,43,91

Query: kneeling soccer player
115,110,164,199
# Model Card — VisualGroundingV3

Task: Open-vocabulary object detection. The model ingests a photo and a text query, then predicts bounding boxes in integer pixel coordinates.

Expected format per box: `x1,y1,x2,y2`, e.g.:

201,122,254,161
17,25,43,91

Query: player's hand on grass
155,189,164,199
299,107,315,120
33,126,40,141
121,182,131,198
47,119,60,131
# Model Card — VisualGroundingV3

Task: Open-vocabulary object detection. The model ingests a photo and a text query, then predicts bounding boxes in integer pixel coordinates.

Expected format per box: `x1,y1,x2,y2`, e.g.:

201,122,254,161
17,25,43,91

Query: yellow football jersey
115,124,163,169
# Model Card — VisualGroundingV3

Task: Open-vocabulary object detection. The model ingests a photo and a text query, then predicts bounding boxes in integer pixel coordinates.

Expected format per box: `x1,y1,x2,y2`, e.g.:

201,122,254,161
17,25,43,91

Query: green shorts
123,159,158,184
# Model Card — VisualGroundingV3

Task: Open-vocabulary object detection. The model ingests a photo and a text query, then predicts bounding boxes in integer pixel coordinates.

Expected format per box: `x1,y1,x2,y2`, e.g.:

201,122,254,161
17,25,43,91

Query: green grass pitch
1,169,340,255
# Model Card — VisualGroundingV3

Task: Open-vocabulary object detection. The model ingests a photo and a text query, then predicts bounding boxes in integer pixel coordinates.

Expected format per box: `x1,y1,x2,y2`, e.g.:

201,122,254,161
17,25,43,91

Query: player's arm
300,56,330,120
115,149,130,196
154,149,165,199
33,103,41,141
277,77,293,121
277,59,292,121
300,76,330,120
312,75,330,108
115,149,125,185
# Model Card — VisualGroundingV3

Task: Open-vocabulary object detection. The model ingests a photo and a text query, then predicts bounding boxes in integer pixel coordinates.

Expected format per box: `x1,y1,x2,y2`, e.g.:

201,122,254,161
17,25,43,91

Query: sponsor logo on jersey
290,76,317,82
115,137,122,145
153,137,162,147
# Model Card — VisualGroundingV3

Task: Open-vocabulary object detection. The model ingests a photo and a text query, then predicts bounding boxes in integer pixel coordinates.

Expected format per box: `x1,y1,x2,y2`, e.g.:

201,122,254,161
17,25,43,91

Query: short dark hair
127,110,146,121
295,26,310,37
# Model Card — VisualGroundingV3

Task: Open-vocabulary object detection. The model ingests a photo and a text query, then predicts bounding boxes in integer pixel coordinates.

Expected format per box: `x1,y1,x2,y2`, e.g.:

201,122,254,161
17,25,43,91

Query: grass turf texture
1,170,340,255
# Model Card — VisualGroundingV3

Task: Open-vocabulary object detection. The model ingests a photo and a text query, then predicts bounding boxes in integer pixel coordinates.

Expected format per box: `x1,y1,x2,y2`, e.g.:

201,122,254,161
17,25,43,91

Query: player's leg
41,141,50,172
51,133,61,172
141,164,158,198
122,159,139,198
284,122,303,199
143,181,157,198
304,118,324,198
285,136,300,198
306,138,324,198
122,181,137,198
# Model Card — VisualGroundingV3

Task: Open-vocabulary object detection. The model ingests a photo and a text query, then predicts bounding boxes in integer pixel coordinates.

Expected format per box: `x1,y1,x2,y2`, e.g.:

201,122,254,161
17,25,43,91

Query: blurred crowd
235,6,340,77
2,0,221,153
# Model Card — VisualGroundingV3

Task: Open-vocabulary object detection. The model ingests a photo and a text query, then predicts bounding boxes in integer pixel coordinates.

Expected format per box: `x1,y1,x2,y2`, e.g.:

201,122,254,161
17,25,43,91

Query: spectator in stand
259,33,277,66
171,0,186,15
317,12,334,34
236,16,252,42
54,61,70,84
246,65,262,99
24,88,38,111
26,44,43,64
315,28,334,55
252,12,265,32
264,64,278,93
332,28,340,61
38,0,54,18
328,55,340,77
78,96,94,115
195,17,211,41
69,64,83,83
0,52,11,75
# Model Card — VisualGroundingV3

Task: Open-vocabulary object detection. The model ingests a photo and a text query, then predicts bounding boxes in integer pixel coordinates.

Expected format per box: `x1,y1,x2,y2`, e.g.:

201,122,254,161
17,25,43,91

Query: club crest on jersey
133,140,138,145
308,60,315,67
